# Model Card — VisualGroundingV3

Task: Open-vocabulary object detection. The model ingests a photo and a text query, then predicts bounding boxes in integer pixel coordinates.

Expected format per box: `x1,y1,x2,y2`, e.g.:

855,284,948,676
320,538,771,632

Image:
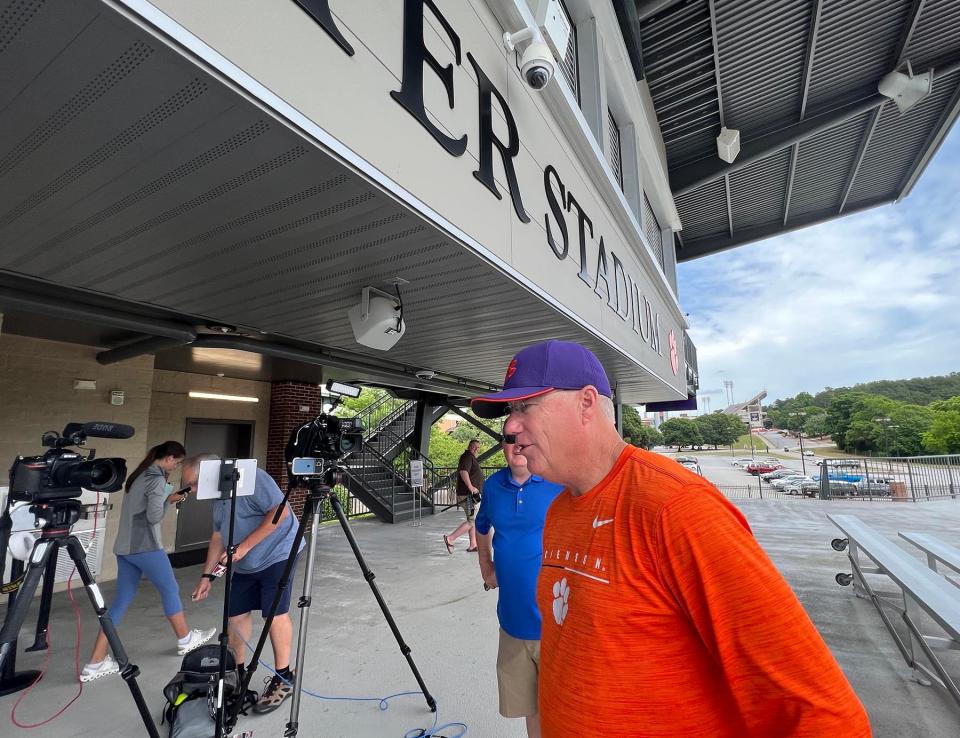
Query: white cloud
679,128,960,406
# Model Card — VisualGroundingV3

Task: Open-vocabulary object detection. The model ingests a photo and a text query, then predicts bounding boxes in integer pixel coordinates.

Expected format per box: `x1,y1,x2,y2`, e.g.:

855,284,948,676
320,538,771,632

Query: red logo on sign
505,358,518,382
668,331,679,376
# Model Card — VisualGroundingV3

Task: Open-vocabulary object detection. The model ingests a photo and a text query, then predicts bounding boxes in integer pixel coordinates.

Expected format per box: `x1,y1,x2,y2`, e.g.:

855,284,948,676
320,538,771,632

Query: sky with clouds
677,125,960,409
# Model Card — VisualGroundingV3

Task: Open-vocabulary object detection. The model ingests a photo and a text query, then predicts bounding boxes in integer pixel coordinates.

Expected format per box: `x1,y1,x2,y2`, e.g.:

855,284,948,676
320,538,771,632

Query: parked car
772,475,812,489
826,480,859,496
761,469,802,481
803,450,815,456
746,462,783,475
731,457,754,466
855,478,892,495
783,480,820,497
816,459,861,469
679,461,703,476
676,455,699,465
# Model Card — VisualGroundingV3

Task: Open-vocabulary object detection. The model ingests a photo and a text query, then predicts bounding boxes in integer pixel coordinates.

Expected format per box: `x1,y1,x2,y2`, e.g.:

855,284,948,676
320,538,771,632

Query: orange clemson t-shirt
536,446,871,737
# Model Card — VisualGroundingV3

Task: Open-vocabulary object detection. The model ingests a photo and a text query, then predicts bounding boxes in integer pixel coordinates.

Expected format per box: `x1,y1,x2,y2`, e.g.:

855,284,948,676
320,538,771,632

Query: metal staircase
339,394,447,523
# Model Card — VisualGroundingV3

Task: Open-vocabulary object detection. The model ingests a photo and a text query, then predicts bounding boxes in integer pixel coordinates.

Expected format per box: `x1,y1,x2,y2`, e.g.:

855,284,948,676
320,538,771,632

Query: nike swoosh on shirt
592,517,614,528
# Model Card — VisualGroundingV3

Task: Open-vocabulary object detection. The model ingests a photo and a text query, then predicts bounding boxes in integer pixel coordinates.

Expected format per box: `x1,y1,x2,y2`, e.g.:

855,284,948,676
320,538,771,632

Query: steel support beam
673,56,960,196
798,0,823,120
894,0,927,68
839,105,884,213
186,335,495,396
636,0,687,23
97,336,193,365
444,403,502,442
677,197,892,261
899,71,960,200
782,144,799,225
0,287,196,342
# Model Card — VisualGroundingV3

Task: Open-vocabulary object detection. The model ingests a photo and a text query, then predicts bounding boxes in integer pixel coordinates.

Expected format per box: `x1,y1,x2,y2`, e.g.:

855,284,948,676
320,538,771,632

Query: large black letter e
390,0,467,156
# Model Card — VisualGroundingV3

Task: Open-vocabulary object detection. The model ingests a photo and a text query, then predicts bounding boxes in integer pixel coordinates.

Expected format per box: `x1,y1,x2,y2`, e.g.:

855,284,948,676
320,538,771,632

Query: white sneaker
80,655,119,682
177,627,216,656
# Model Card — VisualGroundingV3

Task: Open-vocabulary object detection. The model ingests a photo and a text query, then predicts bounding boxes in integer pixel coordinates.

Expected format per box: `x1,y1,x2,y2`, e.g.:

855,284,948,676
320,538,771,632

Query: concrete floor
2,471,960,737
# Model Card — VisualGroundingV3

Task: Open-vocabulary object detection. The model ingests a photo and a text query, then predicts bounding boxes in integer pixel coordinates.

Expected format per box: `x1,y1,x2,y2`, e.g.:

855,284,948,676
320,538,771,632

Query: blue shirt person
186,459,305,716
475,441,563,736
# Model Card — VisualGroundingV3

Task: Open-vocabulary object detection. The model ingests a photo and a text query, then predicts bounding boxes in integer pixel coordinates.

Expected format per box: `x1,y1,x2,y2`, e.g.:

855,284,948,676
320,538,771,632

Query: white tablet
196,459,258,500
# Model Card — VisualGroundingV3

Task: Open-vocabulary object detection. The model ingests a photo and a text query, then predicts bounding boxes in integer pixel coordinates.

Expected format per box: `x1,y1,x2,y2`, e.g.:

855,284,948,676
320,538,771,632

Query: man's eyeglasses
505,399,541,415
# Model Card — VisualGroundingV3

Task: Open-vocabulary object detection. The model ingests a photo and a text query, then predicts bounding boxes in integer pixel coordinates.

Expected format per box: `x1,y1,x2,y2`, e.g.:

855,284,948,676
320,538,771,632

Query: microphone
81,422,136,439
502,433,517,444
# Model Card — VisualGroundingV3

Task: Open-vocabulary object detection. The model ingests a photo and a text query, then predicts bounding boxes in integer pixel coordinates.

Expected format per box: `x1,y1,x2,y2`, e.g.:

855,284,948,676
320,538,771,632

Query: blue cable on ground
240,637,467,738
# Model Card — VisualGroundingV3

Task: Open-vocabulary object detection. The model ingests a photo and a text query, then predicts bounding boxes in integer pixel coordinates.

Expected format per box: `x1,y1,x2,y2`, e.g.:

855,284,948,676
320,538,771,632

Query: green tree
802,413,829,438
659,418,703,450
621,404,646,443
694,412,741,449
631,424,663,450
923,397,960,453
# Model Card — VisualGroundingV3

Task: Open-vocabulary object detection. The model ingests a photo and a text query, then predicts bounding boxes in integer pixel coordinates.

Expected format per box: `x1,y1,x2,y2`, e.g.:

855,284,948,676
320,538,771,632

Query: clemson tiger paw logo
552,578,570,625
505,357,518,382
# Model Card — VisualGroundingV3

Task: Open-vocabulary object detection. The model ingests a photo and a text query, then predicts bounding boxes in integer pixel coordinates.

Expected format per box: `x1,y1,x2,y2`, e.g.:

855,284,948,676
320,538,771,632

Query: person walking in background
471,340,871,738
475,439,563,738
81,441,215,682
443,439,484,553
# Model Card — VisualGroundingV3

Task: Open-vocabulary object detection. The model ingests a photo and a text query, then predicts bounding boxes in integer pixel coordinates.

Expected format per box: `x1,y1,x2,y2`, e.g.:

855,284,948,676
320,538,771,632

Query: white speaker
348,287,406,351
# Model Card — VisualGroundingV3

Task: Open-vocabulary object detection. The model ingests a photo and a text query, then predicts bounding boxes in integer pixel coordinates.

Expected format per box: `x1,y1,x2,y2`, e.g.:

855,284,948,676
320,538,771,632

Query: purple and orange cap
470,340,611,419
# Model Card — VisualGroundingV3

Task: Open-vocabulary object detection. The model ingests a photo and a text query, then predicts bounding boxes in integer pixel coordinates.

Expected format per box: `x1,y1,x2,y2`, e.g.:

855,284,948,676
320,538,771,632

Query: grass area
731,433,769,451
801,444,857,458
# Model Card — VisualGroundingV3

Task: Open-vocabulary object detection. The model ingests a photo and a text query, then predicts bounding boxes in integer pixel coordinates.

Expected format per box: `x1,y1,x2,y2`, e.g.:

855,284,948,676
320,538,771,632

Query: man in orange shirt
471,340,871,738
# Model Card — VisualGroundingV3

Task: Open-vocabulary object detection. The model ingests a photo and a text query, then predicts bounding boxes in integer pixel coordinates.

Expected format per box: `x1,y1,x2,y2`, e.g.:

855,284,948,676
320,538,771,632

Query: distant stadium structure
724,390,768,427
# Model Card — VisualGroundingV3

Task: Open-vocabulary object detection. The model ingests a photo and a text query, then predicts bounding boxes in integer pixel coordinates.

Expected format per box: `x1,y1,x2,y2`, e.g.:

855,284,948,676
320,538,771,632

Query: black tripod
0,500,159,738
225,467,436,737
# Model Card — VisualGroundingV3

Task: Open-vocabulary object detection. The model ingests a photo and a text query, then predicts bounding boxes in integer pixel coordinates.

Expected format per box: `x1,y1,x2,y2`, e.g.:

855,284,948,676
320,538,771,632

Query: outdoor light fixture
348,285,406,351
716,127,740,163
878,60,932,113
188,391,259,403
326,380,362,398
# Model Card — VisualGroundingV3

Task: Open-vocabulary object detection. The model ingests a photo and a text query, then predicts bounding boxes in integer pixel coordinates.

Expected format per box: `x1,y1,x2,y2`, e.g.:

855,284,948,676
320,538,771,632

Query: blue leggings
108,550,183,627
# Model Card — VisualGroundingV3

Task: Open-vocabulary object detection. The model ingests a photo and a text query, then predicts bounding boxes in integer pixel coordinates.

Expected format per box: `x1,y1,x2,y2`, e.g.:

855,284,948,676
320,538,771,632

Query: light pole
874,416,891,456
789,411,808,475
889,425,900,456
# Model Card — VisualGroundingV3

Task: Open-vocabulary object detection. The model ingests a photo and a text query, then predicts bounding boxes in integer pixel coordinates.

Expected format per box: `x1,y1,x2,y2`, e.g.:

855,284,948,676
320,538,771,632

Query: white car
772,475,811,489
803,450,815,457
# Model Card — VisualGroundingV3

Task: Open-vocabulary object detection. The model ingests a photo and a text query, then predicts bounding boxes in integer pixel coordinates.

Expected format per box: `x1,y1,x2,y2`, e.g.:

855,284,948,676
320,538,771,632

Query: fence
721,454,960,503
430,466,500,508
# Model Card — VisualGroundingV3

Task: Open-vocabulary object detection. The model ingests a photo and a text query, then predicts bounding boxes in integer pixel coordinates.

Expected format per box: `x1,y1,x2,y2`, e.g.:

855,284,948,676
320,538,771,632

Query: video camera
8,421,133,503
285,381,364,477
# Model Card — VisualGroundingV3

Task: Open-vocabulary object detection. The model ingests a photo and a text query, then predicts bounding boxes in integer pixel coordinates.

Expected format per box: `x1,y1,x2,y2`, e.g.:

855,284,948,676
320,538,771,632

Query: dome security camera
520,41,555,91
415,370,436,380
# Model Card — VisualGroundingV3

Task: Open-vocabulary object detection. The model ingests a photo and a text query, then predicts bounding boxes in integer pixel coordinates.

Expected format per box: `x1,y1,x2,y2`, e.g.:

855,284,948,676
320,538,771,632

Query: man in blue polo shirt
475,439,564,738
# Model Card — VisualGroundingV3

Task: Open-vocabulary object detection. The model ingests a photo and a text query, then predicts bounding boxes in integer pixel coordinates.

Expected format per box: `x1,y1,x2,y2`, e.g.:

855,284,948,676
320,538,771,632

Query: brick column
267,381,322,516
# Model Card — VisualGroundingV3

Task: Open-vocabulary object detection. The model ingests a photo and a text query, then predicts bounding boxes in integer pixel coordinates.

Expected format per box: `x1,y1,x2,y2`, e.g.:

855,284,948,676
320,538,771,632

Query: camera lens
64,458,127,493
527,67,550,89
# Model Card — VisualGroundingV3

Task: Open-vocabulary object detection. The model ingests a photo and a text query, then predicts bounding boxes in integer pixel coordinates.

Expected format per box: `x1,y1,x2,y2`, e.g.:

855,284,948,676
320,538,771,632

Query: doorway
171,419,254,567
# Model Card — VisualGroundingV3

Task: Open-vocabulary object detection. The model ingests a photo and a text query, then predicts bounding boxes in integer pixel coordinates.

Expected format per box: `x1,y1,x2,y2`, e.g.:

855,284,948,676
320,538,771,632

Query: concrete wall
0,332,273,580
148,369,271,549
0,332,154,581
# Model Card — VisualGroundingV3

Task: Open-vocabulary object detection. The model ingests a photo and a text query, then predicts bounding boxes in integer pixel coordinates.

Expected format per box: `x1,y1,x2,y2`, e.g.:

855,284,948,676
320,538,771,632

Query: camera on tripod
285,381,364,477
8,421,133,503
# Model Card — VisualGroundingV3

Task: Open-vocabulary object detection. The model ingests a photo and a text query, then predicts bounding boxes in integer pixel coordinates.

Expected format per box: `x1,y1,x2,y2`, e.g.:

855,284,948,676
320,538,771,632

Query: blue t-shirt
212,468,304,574
474,468,564,640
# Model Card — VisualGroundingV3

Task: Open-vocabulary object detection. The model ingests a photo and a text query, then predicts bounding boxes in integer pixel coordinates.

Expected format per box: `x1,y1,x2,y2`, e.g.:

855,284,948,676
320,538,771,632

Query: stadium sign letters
302,0,663,358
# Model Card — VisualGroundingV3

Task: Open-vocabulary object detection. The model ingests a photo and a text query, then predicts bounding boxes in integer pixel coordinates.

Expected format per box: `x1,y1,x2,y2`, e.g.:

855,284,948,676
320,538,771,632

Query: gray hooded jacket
113,464,168,555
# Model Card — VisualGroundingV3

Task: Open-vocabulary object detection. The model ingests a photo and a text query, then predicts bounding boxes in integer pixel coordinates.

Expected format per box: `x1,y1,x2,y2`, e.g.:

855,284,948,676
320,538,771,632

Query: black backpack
161,645,256,738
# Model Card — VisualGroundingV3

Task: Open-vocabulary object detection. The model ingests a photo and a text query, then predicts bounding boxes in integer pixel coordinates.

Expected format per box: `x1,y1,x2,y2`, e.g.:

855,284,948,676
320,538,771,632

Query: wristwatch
201,573,217,581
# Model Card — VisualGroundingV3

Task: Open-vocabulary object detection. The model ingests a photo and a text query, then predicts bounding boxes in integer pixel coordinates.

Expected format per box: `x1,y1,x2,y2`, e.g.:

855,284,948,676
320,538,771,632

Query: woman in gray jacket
81,441,215,682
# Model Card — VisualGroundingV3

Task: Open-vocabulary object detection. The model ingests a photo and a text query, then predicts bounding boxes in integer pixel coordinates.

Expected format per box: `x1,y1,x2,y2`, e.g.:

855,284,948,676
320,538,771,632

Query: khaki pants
496,628,540,718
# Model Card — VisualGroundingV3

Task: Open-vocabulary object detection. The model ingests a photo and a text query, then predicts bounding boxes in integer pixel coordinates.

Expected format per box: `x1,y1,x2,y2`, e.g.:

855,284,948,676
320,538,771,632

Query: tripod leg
328,494,437,712
62,536,160,738
228,494,314,731
25,542,59,652
284,496,322,738
0,539,55,673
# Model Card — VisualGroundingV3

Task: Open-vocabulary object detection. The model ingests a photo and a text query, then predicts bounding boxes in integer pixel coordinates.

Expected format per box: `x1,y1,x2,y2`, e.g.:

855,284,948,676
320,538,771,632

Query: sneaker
176,627,217,656
80,655,119,682
253,672,295,714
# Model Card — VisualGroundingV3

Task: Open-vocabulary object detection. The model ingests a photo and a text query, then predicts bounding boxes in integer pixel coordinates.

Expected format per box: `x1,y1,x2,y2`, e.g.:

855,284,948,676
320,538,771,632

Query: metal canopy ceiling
626,0,960,261
0,0,680,403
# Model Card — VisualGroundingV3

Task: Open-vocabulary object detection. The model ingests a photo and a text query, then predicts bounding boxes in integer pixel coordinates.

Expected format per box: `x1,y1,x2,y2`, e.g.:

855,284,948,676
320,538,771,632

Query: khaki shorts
458,495,477,522
496,628,540,718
